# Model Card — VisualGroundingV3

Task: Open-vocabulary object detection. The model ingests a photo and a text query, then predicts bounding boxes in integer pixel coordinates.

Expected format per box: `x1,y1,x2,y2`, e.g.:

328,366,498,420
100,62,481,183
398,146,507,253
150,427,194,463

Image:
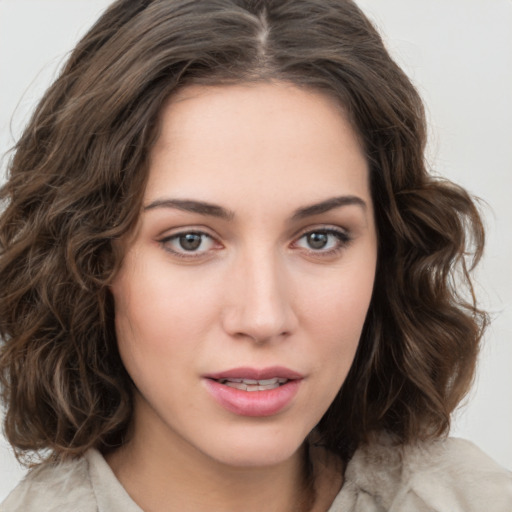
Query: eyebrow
291,195,367,220
144,195,366,221
144,198,235,220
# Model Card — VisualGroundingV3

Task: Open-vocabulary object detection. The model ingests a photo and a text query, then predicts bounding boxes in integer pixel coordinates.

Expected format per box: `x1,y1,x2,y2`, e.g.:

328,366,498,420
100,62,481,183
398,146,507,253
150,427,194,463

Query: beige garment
2,436,512,511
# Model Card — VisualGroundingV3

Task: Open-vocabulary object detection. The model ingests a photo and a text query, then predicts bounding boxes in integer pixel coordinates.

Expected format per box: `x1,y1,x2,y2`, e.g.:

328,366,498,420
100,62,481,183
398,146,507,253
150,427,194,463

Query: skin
107,82,377,512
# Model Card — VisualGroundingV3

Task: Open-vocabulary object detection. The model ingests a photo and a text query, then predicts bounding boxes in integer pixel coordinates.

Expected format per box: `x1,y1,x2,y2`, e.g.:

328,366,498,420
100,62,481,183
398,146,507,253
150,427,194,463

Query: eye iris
307,232,328,249
179,233,202,251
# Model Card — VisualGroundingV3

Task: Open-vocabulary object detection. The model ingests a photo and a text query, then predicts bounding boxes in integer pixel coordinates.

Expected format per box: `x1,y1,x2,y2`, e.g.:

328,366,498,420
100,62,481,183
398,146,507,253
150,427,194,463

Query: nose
221,250,298,344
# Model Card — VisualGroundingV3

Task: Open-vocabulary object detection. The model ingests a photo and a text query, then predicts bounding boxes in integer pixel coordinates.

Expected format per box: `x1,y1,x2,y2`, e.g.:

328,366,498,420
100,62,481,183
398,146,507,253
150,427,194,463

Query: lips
203,366,303,417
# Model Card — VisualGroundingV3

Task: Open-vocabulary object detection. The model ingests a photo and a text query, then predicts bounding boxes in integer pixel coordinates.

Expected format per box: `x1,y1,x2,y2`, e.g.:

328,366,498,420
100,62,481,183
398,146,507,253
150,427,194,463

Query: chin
198,423,311,468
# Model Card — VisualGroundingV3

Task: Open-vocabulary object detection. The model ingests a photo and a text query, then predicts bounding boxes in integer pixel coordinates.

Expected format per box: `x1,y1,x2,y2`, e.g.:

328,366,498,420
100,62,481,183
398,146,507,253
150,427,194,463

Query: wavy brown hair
0,0,487,464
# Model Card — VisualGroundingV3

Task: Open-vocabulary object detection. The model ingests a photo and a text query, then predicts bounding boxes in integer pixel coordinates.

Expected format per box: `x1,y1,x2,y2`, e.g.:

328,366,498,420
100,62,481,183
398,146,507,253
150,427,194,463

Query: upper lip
204,366,304,381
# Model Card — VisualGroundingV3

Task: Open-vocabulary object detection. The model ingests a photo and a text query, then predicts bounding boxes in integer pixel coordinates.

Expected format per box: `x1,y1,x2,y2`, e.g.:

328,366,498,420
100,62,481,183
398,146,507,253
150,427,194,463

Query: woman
0,0,511,510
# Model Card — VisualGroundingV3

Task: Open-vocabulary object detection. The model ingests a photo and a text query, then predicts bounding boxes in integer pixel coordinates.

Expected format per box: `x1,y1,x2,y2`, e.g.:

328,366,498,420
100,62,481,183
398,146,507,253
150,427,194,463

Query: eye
160,231,217,257
294,228,351,254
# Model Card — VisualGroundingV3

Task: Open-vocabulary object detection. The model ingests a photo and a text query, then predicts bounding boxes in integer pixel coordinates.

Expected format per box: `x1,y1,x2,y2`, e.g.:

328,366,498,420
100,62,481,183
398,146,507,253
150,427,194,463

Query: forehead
145,82,370,212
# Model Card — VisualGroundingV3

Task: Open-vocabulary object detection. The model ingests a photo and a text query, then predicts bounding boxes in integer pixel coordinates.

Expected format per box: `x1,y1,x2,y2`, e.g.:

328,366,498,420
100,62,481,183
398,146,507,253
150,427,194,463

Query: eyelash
158,227,352,259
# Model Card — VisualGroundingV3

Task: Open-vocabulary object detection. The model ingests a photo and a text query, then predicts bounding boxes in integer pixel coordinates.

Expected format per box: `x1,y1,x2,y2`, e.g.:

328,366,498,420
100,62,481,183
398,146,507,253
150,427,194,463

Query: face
111,82,377,468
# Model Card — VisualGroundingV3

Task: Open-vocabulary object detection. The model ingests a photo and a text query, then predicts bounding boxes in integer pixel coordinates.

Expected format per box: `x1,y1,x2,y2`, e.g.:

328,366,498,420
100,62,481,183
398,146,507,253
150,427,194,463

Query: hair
0,0,487,465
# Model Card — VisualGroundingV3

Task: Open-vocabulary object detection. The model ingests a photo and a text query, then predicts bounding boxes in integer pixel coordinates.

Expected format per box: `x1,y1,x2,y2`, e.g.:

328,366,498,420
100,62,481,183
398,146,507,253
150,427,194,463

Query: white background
1,0,511,501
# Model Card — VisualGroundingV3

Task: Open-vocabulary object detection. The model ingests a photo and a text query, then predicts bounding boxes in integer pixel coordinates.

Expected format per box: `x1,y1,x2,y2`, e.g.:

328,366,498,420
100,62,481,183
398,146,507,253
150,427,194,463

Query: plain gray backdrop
1,0,511,501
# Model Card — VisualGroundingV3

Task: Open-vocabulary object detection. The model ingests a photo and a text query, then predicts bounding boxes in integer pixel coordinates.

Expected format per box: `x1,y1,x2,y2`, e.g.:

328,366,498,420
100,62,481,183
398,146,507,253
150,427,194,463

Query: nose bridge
223,242,296,342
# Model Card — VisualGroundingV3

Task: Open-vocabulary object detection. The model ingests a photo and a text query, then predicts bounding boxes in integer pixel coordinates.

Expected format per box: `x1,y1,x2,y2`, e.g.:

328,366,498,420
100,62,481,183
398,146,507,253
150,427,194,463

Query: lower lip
204,379,301,417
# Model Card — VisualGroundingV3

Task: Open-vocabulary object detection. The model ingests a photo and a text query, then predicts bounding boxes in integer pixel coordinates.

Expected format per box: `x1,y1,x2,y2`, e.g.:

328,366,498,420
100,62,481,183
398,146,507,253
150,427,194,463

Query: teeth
220,377,288,385
258,378,279,385
218,377,290,391
226,382,250,390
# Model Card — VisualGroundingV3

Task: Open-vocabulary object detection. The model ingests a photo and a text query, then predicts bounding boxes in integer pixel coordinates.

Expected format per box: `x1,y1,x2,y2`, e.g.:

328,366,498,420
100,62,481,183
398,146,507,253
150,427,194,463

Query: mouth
204,366,303,390
203,367,303,416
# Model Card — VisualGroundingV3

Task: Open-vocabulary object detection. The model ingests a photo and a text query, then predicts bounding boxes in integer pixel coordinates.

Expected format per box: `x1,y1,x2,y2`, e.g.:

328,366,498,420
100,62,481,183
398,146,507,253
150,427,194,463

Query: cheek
300,260,375,380
304,266,374,339
111,258,222,379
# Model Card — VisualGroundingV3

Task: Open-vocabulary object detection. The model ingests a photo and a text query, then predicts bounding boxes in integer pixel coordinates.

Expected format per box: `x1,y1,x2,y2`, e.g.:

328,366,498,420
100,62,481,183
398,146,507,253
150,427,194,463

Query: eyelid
156,223,218,239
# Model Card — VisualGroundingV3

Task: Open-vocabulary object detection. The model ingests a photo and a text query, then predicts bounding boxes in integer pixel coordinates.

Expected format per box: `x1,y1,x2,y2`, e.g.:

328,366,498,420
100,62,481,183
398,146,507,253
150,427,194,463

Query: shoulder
0,455,96,512
335,434,512,512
